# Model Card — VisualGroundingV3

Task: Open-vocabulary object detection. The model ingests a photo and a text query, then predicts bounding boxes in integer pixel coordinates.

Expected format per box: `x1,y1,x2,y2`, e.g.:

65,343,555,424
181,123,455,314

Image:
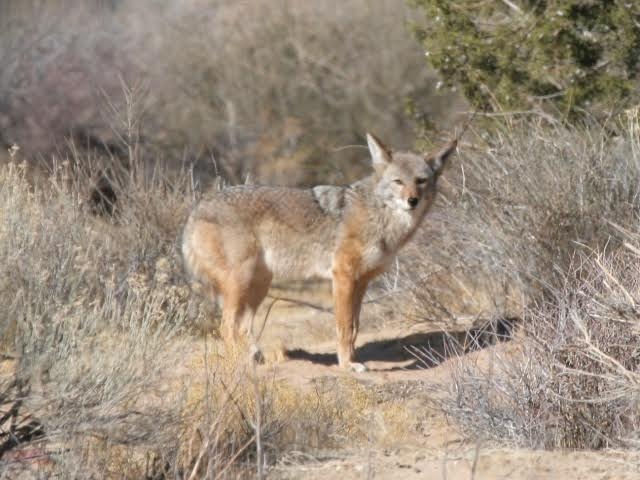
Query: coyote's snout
182,134,457,371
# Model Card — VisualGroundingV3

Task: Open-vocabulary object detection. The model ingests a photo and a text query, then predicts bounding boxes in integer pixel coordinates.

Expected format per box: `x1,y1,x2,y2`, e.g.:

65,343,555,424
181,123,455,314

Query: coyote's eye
393,179,404,185
416,177,428,185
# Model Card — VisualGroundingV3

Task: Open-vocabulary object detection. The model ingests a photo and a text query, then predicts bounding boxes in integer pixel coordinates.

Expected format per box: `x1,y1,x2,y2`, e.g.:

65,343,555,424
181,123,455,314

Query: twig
458,109,559,124
500,0,522,13
216,433,257,478
470,440,481,479
0,352,20,360
252,357,264,480
255,295,332,343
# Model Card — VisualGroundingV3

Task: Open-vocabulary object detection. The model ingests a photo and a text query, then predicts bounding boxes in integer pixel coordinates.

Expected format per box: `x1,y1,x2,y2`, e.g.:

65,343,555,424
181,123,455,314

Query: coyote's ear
427,139,457,177
366,133,392,172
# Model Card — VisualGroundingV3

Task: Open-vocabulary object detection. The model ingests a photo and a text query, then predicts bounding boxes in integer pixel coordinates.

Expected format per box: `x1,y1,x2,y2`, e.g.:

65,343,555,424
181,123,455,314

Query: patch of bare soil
248,283,640,479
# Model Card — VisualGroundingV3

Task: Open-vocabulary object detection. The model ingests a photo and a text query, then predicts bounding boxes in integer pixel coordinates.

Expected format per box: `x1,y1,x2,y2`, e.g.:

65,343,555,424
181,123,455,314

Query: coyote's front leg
333,270,368,372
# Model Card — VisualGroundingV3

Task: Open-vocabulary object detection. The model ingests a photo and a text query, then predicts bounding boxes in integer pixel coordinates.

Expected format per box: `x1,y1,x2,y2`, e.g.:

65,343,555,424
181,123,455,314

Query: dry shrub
0,1,135,158
427,245,640,450
0,150,198,352
0,154,376,478
385,110,640,326
0,154,198,477
9,293,190,478
0,0,459,186
528,247,640,449
148,0,452,185
408,110,640,450
173,364,372,478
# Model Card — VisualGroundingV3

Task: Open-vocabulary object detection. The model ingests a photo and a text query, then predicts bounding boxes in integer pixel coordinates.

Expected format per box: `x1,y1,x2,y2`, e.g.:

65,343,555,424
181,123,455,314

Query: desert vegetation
406,109,640,451
2,0,640,479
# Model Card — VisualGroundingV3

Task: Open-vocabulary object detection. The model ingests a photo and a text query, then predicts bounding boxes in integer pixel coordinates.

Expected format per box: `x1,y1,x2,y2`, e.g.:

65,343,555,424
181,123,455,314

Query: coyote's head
366,133,457,213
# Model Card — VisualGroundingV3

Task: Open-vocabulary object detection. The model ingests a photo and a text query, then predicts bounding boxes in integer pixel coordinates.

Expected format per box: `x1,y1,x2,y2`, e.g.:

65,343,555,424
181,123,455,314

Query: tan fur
182,134,457,371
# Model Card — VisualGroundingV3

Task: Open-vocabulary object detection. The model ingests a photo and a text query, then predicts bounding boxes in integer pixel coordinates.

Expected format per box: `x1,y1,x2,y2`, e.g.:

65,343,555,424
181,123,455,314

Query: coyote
182,134,457,372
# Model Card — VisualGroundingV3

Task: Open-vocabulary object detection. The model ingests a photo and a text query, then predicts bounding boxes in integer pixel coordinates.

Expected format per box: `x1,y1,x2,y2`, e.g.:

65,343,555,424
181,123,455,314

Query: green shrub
412,0,640,119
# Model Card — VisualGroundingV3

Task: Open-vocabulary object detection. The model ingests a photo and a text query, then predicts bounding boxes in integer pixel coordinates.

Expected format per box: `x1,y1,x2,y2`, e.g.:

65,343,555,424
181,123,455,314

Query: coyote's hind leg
220,256,272,360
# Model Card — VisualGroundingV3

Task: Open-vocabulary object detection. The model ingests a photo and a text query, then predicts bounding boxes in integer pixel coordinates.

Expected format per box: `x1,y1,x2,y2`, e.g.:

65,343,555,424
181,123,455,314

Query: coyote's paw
349,362,368,373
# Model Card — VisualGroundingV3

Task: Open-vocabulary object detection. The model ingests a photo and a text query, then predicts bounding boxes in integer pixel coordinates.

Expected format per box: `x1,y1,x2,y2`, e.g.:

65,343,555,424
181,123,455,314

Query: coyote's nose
408,197,419,208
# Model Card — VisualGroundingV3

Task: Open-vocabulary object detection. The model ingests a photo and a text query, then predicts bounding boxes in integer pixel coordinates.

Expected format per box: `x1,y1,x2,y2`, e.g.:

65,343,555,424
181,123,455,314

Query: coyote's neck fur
310,177,427,276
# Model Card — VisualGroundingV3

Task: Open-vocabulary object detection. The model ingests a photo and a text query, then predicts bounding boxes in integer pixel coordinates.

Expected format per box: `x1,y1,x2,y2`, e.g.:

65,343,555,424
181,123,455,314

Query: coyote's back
182,185,345,283
182,133,457,371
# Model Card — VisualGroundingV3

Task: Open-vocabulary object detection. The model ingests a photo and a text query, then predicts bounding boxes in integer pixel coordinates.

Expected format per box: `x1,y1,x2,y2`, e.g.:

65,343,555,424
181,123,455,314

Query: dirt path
244,284,640,479
3,281,639,479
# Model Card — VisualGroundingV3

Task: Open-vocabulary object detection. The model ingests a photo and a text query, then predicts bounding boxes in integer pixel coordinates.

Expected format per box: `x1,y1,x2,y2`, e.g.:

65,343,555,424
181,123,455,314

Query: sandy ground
245,283,640,480
3,282,640,479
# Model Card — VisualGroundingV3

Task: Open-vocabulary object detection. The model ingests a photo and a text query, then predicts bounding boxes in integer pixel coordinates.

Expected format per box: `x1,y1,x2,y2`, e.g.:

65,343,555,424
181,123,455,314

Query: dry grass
407,109,640,451
425,245,640,450
4,0,640,469
0,148,195,476
385,109,640,326
0,149,385,478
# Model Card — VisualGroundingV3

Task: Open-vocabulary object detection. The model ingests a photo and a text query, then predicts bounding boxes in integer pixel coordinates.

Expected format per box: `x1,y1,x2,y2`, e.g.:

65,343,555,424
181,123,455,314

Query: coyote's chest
358,240,394,274
341,207,418,276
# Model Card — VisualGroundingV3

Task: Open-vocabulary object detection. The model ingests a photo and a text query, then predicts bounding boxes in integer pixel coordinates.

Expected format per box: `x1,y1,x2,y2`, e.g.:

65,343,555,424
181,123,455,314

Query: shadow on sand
285,317,519,371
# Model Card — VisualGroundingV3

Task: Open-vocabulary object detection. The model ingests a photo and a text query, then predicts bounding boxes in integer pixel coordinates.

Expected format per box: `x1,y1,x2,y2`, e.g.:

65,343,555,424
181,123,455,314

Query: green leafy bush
412,0,640,119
